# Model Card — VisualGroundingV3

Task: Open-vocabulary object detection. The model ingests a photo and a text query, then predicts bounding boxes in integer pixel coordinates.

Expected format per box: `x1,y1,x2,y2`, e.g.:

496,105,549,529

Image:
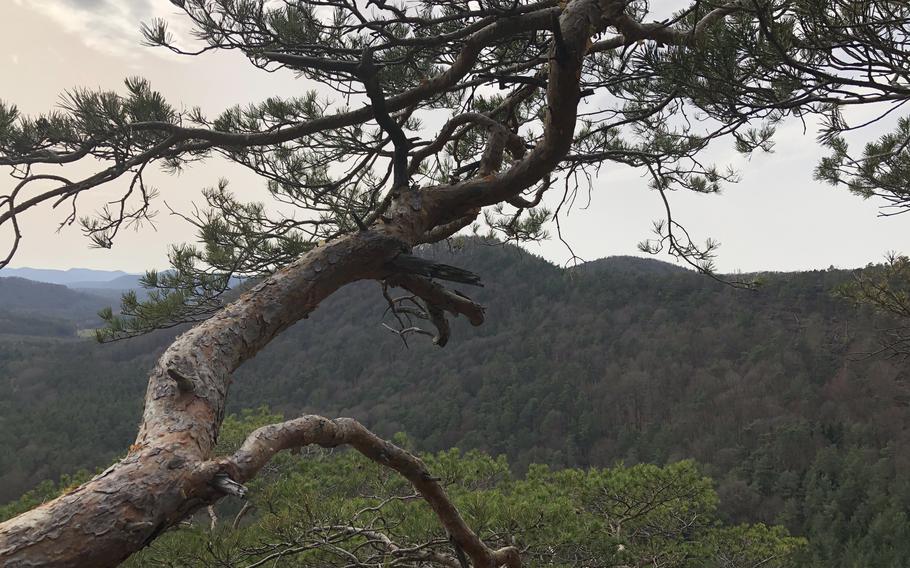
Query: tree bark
0,229,406,566
0,1,619,564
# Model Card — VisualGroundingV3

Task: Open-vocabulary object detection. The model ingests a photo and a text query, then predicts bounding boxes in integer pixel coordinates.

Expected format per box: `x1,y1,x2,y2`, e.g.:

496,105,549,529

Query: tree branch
222,415,521,568
389,274,485,327
357,47,411,191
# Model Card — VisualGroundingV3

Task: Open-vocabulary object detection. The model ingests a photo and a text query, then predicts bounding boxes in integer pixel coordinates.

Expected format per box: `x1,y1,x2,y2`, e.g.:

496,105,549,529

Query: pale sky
0,0,906,274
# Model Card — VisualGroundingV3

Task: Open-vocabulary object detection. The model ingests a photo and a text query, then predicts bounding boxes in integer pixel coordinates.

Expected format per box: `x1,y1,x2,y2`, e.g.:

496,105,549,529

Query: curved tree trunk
0,0,608,563
0,229,405,566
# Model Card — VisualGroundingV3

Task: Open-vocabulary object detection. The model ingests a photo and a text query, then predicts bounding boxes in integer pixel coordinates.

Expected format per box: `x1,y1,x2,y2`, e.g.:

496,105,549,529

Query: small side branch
609,0,745,47
380,273,484,347
211,472,248,498
232,502,255,530
357,47,411,190
386,253,483,286
425,302,452,347
166,367,196,393
221,415,521,568
479,125,527,177
389,274,485,327
418,212,480,244
206,505,218,531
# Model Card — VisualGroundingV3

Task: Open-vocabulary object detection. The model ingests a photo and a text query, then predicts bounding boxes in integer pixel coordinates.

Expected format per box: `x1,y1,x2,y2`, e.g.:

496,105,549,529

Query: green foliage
0,470,93,523
835,253,910,358
838,253,910,319
482,203,551,244
817,115,910,206
4,0,906,336
0,241,907,566
0,76,176,164
216,406,286,455
796,446,910,566
0,2,907,564
96,244,238,341
114,410,803,567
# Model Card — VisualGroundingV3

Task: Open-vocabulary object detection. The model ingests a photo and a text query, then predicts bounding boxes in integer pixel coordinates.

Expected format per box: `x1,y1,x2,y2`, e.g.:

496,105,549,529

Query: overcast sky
1,0,907,273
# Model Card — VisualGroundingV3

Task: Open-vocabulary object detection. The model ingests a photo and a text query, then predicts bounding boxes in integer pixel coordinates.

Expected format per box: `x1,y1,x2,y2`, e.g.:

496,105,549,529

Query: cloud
12,0,184,58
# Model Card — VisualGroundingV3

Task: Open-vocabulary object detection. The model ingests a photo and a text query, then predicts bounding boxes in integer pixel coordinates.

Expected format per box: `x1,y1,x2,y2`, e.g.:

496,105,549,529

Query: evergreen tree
1,1,909,565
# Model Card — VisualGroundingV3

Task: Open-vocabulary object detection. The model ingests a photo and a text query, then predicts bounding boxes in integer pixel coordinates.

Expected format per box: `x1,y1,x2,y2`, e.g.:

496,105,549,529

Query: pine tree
1,1,909,565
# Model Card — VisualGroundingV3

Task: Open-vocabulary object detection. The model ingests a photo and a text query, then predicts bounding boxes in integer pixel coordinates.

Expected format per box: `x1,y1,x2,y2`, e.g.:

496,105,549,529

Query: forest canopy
2,408,808,568
1,1,910,567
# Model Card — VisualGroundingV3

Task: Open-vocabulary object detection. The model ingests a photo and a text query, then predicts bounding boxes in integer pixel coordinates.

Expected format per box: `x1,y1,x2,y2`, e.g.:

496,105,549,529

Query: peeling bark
0,2,638,565
0,229,405,567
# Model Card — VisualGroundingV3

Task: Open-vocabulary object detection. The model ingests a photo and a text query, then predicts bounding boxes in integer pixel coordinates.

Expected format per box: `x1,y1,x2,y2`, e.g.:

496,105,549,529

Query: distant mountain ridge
0,277,113,330
0,253,865,290
571,254,692,276
0,267,138,286
68,274,145,290
0,254,685,294
0,239,907,567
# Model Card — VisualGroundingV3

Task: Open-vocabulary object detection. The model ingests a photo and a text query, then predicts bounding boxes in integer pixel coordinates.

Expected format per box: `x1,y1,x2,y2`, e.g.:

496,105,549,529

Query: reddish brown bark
0,229,404,566
0,2,731,565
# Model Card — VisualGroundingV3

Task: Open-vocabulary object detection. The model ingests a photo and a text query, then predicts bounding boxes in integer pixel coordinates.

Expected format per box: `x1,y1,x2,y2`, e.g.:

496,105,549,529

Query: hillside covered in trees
5,409,807,568
1,239,908,566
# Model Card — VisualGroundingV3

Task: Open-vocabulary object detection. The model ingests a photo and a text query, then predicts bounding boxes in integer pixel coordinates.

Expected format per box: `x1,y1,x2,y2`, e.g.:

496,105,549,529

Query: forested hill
0,277,116,335
1,239,908,566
